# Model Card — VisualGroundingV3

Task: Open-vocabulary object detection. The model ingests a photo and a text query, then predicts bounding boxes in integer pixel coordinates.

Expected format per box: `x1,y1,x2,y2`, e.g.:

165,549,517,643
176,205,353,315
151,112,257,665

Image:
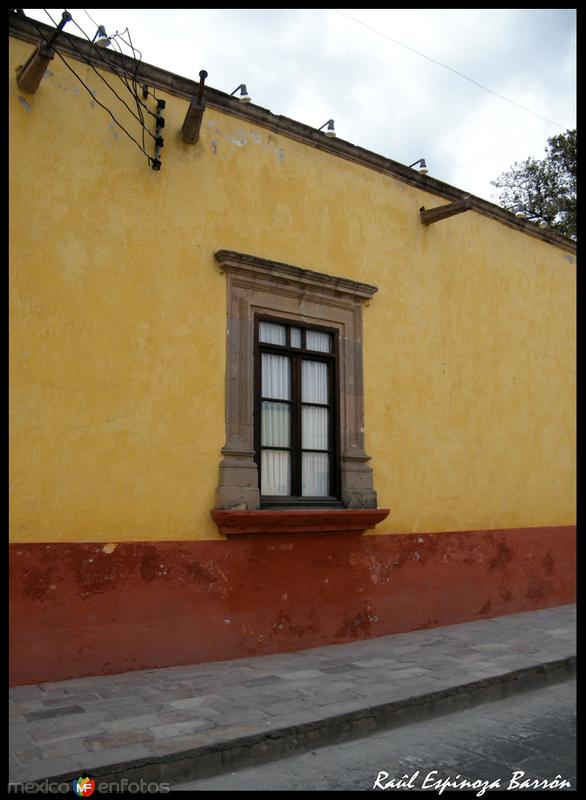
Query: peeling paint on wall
8,526,576,685
52,77,80,94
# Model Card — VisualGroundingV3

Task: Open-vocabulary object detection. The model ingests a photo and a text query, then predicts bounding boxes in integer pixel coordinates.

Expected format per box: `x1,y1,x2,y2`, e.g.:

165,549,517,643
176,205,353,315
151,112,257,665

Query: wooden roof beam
15,10,71,94
420,196,473,225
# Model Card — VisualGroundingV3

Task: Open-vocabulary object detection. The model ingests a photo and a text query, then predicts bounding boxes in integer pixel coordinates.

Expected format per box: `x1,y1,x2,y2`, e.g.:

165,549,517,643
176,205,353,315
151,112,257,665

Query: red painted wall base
9,526,575,686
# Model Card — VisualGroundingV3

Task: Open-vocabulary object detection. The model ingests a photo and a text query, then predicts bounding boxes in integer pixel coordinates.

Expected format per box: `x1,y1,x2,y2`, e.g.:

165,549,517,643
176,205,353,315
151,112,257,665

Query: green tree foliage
491,129,576,240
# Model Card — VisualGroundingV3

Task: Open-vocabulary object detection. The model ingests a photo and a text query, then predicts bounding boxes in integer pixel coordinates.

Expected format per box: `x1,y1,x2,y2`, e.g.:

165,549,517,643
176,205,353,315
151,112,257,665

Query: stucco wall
9,37,575,544
9,527,576,685
9,31,576,686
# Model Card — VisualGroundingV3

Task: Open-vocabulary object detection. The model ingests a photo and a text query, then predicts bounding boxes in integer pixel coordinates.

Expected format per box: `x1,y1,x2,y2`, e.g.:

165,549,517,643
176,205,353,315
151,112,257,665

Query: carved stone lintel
215,250,378,301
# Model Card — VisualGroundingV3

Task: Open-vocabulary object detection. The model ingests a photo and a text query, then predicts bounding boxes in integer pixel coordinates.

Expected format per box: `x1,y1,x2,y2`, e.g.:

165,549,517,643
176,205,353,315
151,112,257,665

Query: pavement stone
147,720,215,739
30,712,119,742
8,604,576,789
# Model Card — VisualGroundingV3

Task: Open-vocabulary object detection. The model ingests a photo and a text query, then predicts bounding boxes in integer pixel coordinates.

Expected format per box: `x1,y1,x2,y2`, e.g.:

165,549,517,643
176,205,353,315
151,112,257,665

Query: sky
22,8,576,204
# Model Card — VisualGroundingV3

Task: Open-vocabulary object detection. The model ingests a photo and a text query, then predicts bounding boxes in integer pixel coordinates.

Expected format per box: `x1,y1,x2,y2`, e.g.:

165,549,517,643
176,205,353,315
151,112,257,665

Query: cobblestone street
175,679,576,791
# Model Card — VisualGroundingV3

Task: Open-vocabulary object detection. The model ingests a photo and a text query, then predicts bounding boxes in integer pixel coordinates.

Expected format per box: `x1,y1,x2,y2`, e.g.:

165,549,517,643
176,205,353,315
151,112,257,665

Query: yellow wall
9,37,576,542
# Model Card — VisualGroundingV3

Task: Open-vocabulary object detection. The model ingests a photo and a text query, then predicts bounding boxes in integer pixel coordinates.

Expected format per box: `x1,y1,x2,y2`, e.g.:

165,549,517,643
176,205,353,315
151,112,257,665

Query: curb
14,655,576,787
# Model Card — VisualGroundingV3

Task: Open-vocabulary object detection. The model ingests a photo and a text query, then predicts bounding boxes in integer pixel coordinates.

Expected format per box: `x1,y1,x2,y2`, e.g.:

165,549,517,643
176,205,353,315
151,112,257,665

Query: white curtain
261,353,291,494
262,451,290,495
302,360,328,403
290,327,301,348
262,353,290,399
302,453,329,496
302,406,328,449
259,321,286,345
262,401,290,447
302,359,329,496
260,353,330,497
306,330,330,352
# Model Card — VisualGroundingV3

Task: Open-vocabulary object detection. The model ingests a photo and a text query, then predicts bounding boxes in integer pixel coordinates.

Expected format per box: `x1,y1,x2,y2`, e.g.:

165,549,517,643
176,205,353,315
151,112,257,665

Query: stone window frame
214,249,379,511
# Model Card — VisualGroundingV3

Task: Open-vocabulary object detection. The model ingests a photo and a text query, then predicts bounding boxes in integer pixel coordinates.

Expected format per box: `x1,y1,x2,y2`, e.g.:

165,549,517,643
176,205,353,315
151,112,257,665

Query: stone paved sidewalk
9,604,576,788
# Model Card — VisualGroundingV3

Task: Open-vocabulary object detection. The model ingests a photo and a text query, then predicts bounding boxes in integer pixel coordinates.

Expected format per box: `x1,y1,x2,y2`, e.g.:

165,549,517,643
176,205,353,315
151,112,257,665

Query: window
255,318,340,506
214,249,380,512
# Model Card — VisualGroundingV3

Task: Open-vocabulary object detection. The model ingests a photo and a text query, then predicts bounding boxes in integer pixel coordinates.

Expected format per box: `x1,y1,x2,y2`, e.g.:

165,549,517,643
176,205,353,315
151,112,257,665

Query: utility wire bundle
23,8,164,169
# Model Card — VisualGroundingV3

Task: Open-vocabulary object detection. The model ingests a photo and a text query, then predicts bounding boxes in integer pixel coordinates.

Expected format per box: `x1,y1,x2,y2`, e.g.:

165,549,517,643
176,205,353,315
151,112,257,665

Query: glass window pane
290,327,301,348
306,330,331,352
302,406,328,450
262,353,290,399
262,401,290,447
262,450,291,495
302,452,329,496
259,321,286,345
302,360,328,404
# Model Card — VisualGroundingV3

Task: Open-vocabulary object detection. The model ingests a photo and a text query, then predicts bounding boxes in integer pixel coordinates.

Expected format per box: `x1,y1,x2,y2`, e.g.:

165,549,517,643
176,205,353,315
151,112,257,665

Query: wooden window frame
254,315,341,508
214,249,380,512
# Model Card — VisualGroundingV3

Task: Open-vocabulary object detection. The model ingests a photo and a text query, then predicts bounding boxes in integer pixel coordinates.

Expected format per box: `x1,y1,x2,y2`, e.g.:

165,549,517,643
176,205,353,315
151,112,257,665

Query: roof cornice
9,13,576,255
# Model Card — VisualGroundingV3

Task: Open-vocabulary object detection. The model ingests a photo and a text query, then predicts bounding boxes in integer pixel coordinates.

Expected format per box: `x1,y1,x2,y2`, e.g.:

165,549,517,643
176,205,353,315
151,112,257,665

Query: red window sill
211,508,390,537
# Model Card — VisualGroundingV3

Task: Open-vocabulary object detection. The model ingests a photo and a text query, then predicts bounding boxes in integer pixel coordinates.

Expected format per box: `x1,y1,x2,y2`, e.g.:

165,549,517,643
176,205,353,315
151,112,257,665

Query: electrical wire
53,10,161,162
107,34,144,98
81,7,98,29
25,13,155,166
98,29,155,112
107,28,159,102
94,28,147,151
118,26,147,153
332,9,569,131
44,9,157,136
81,12,159,105
82,5,146,88
60,10,158,124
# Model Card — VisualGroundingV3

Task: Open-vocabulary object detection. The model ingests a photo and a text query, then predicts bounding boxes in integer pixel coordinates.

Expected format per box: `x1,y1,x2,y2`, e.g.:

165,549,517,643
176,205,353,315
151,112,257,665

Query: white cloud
22,8,576,202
